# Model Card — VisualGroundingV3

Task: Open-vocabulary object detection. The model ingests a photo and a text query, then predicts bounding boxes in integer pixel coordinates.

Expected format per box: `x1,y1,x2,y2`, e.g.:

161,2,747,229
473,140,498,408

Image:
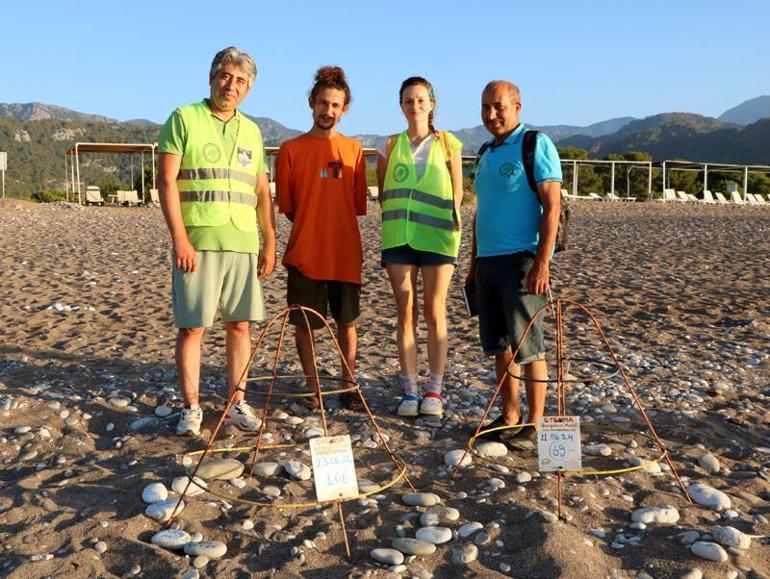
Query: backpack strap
522,130,539,194
475,140,492,166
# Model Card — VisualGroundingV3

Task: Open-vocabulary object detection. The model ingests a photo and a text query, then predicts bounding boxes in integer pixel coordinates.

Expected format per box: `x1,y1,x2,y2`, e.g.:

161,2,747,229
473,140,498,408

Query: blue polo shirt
474,124,562,257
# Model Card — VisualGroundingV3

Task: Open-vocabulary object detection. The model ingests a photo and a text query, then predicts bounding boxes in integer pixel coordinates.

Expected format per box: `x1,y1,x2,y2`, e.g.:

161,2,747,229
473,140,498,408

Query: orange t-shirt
276,133,368,284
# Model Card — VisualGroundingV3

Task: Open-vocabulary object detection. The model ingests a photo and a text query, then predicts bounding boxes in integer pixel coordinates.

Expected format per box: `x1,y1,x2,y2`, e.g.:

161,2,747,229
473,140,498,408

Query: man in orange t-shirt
276,65,367,410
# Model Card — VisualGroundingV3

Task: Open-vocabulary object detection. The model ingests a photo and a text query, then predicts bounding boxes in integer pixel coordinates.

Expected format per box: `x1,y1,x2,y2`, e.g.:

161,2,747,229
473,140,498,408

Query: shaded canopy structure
65,142,158,204
657,160,770,201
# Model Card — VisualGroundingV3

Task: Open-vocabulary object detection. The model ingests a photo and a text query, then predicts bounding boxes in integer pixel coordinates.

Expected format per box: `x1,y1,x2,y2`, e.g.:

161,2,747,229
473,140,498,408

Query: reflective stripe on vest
176,100,262,231
180,190,258,206
380,131,460,256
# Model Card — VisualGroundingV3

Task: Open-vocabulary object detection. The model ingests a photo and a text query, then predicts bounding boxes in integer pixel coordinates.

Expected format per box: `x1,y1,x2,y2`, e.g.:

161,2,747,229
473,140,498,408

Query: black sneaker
507,425,537,451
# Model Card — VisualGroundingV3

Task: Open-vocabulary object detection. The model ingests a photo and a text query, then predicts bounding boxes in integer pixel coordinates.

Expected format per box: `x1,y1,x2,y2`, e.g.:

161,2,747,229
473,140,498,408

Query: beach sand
1,198,769,578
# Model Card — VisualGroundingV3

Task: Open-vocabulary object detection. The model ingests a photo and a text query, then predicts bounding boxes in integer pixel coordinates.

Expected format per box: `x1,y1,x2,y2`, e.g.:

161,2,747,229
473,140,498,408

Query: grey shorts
475,252,547,363
286,266,361,330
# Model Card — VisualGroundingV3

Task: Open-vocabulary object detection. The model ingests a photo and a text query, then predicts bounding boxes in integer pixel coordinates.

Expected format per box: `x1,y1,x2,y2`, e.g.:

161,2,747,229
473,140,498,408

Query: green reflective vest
177,101,262,231
381,132,460,257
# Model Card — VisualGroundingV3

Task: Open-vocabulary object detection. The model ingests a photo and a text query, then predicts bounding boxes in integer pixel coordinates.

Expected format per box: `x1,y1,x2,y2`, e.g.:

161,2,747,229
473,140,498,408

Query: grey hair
483,80,520,103
210,47,257,88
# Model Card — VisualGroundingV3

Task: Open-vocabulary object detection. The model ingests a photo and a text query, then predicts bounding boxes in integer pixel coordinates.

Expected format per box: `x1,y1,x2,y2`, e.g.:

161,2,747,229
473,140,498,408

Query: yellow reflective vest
177,101,262,231
381,131,460,257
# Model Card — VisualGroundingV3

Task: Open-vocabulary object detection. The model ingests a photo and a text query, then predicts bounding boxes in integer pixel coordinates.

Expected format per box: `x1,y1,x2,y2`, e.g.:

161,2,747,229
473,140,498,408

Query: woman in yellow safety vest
376,76,464,418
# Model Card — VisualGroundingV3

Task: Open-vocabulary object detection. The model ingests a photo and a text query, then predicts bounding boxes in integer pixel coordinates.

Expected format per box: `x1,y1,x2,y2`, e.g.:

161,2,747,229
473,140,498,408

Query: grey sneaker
176,407,203,436
225,400,262,431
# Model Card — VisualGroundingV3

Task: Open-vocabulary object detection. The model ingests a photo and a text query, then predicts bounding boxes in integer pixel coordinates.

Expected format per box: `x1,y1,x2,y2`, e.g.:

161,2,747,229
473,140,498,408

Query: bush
30,189,67,203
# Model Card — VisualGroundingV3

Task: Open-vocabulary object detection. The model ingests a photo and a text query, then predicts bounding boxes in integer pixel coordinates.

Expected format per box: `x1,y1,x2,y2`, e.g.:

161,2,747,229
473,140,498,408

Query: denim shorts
475,252,547,363
381,244,458,267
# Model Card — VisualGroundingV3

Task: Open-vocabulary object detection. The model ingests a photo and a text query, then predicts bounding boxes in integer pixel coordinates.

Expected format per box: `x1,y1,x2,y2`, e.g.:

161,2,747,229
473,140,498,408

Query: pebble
713,526,751,549
415,526,453,545
420,506,460,527
253,462,282,476
451,543,479,564
184,541,227,560
688,483,731,511
242,519,255,531
679,530,701,545
391,538,437,555
515,471,533,484
304,427,324,439
141,482,168,504
145,499,184,522
181,570,199,579
476,441,508,458
628,457,662,474
631,506,679,525
154,405,173,417
196,459,244,481
681,571,703,579
444,449,472,467
192,555,209,569
94,541,107,554
263,485,281,497
108,396,131,407
458,522,484,538
172,475,207,497
698,453,721,474
285,460,312,481
151,529,191,550
583,444,612,456
402,492,440,507
691,541,728,562
370,548,404,565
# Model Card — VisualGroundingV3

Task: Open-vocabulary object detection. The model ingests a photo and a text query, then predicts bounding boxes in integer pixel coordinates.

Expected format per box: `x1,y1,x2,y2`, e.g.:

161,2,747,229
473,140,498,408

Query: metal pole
703,164,708,193
70,152,75,201
610,162,615,197
64,154,68,202
662,161,666,198
1,170,4,199
152,145,157,189
75,146,82,205
647,162,652,200
743,166,749,200
570,161,575,195
141,151,146,203
626,166,631,198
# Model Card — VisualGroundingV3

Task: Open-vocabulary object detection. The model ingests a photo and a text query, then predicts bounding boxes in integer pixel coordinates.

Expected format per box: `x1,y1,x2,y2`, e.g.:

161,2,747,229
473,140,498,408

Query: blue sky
2,0,768,135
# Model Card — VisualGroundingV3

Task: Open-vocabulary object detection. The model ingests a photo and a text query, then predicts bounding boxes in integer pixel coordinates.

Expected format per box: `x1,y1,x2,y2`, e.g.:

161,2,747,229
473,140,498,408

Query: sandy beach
1,198,769,579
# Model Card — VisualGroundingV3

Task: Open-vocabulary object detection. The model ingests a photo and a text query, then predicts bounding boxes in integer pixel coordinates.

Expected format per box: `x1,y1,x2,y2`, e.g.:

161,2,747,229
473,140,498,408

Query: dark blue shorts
475,252,547,363
381,244,458,267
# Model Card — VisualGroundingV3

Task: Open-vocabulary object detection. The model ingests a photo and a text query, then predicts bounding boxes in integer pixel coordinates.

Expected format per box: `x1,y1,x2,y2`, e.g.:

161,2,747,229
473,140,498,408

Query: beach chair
587,192,602,200
676,191,692,203
367,186,379,200
604,192,621,202
657,188,675,202
701,190,716,204
686,193,699,203
116,190,141,206
715,192,729,204
754,193,768,205
85,186,104,206
269,182,276,200
149,188,160,205
730,191,745,205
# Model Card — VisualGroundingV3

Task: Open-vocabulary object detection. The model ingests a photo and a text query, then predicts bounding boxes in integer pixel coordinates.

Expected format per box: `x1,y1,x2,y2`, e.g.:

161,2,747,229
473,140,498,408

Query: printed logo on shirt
203,143,222,163
499,163,516,178
237,147,253,167
393,163,409,183
328,161,343,179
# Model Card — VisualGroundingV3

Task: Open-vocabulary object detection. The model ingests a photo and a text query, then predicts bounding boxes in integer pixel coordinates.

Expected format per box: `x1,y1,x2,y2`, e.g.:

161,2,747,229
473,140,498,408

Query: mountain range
1,98,769,197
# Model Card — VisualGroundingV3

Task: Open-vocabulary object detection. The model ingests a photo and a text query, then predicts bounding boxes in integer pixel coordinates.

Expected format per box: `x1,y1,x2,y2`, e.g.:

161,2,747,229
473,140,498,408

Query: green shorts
172,251,264,328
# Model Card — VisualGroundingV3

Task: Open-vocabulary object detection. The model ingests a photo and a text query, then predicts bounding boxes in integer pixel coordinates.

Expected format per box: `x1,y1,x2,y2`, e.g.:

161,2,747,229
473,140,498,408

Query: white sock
402,374,418,396
427,373,443,395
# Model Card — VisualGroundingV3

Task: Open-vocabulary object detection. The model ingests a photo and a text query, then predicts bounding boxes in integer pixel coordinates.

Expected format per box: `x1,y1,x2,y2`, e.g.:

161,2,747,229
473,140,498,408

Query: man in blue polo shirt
468,80,562,450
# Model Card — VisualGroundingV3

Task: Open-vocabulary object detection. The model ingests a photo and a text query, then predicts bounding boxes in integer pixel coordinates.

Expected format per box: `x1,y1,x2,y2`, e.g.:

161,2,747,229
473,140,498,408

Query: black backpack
477,130,570,252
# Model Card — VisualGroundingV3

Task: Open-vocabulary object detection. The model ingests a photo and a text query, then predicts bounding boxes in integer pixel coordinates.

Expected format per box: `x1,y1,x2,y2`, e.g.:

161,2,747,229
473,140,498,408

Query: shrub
30,189,67,203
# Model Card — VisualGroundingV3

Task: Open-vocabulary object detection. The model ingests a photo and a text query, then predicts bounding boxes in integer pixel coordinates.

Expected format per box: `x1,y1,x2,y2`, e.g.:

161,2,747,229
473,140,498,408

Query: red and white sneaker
225,400,262,431
419,391,443,416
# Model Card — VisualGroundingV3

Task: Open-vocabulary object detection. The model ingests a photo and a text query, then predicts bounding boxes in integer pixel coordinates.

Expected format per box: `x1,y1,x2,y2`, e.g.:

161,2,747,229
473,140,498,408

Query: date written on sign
537,416,582,472
309,435,360,502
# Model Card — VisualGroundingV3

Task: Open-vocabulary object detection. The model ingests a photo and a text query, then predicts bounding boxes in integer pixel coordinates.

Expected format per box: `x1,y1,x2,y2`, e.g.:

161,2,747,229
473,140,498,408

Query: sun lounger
367,186,379,200
715,192,729,204
85,186,104,206
686,193,699,202
116,190,141,206
730,191,745,205
149,188,160,205
657,188,678,202
587,192,602,200
675,191,692,203
562,188,592,200
754,193,768,205
701,190,716,204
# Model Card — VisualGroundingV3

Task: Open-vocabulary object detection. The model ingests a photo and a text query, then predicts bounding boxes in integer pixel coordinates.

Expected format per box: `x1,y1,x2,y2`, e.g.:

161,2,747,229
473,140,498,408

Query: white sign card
537,416,582,472
309,435,359,502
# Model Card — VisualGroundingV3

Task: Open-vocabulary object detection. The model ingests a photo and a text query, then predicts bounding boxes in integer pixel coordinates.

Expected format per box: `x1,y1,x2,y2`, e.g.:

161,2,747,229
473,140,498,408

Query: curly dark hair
309,66,351,105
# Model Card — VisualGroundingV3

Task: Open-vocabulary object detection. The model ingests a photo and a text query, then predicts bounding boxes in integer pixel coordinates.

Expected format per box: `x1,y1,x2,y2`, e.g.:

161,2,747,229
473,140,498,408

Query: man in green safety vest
158,47,276,436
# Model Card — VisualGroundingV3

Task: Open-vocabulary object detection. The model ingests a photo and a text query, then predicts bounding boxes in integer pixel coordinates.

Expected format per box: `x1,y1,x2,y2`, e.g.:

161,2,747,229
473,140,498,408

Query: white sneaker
225,400,262,431
419,392,443,416
396,394,421,417
176,407,203,436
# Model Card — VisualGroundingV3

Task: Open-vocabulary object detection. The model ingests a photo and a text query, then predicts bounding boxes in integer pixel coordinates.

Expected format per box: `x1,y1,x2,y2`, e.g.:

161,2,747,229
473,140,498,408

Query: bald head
481,80,522,142
482,80,520,103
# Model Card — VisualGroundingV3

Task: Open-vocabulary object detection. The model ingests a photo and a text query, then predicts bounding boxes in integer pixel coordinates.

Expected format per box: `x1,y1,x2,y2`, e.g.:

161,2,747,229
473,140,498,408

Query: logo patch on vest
203,143,222,163
237,147,252,167
499,163,516,178
393,163,409,183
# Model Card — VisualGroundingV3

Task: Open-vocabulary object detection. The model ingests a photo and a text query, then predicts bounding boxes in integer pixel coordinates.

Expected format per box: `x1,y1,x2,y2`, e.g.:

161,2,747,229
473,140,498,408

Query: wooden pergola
64,142,158,204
